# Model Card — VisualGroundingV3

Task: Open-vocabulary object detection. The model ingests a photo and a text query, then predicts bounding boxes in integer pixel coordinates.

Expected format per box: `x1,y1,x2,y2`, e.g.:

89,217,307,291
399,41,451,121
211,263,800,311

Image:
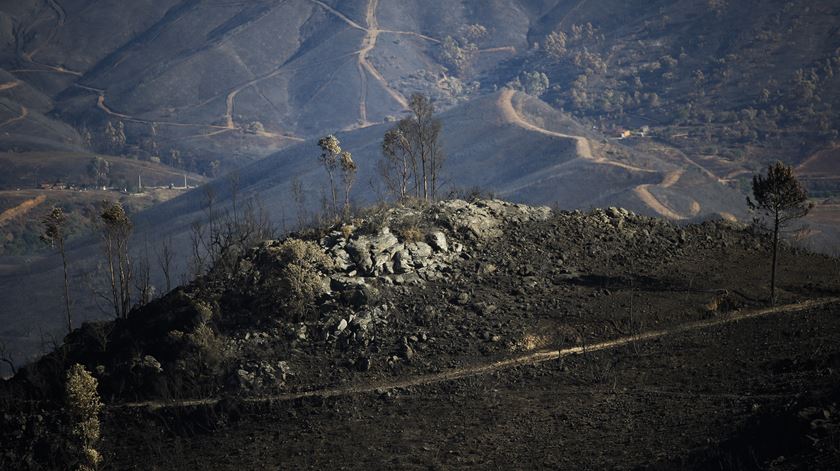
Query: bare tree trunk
326,168,338,219
157,237,174,293
401,154,409,201
418,117,428,200
58,238,72,334
430,137,441,201
114,236,132,319
0,341,15,376
410,151,419,198
104,236,120,319
136,240,153,306
770,212,779,306
118,245,128,318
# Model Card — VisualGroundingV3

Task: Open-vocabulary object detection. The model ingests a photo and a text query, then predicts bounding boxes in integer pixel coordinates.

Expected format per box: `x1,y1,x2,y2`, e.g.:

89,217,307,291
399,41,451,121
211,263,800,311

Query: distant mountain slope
134,90,744,238
2,0,838,175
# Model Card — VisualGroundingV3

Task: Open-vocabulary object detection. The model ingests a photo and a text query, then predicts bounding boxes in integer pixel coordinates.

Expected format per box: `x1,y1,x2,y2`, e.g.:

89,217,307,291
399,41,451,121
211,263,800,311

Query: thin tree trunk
105,236,119,318
58,238,72,334
770,213,779,306
121,244,132,318
326,169,337,218
401,154,408,200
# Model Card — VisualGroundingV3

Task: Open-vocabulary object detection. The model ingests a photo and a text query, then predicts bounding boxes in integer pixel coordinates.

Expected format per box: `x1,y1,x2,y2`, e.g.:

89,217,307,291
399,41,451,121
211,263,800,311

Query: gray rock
330,275,367,291
139,355,163,373
372,251,397,275
351,312,373,332
473,302,497,316
427,231,448,252
235,369,256,388
331,248,352,271
346,242,374,274
393,250,412,273
336,318,348,333
369,227,400,255
477,263,496,275
407,241,433,267
278,361,292,377
400,342,415,361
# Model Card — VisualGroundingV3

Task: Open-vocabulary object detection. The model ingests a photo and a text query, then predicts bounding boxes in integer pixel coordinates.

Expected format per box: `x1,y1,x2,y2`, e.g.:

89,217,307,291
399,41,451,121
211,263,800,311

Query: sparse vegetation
258,239,334,321
438,24,487,77
184,174,276,282
748,162,813,304
380,94,445,202
339,150,357,218
64,364,103,471
99,202,133,319
316,135,343,219
399,225,423,243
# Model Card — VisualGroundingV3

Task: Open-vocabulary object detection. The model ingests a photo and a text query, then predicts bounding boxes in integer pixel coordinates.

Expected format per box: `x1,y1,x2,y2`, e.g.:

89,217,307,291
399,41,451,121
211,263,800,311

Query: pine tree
747,162,812,304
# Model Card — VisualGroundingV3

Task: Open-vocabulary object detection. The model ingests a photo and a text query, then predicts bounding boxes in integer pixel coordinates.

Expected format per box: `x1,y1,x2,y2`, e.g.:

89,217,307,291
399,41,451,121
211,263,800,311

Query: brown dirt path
0,194,47,226
0,105,28,129
115,297,839,411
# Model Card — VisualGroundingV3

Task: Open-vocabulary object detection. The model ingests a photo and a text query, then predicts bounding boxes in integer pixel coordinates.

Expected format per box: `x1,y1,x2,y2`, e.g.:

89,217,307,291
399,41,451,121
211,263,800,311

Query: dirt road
308,0,415,125
116,297,838,411
0,195,47,226
633,169,703,220
0,82,20,92
499,90,707,220
0,105,28,129
498,89,594,159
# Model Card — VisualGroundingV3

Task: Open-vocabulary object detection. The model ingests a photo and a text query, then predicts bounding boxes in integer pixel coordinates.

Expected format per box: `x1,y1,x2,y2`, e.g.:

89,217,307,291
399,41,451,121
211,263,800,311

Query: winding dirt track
115,298,839,411
479,46,517,54
359,0,409,122
0,194,47,226
633,170,689,220
73,83,303,141
0,82,20,92
308,0,427,125
498,89,594,159
69,0,422,138
499,89,703,220
498,89,658,175
0,105,28,129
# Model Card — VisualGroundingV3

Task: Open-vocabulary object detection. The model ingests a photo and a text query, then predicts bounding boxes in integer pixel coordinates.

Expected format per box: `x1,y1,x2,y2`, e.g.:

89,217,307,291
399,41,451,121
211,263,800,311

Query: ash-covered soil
106,302,840,470
2,199,839,470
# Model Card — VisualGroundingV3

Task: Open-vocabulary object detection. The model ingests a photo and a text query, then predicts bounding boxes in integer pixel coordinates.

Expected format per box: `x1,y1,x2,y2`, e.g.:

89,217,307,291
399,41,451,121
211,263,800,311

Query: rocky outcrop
433,199,552,239
317,199,552,284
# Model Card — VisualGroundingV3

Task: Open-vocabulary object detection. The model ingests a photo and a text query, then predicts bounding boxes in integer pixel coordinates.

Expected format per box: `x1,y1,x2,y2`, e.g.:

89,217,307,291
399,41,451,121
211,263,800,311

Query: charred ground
2,199,840,469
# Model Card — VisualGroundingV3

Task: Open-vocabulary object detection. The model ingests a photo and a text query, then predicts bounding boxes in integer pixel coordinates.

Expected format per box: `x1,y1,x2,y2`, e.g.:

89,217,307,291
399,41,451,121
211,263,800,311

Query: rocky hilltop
2,199,840,469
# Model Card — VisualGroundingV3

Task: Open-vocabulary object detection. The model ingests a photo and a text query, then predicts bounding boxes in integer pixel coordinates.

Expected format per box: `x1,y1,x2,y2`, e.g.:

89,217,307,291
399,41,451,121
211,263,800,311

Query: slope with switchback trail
499,89,704,220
